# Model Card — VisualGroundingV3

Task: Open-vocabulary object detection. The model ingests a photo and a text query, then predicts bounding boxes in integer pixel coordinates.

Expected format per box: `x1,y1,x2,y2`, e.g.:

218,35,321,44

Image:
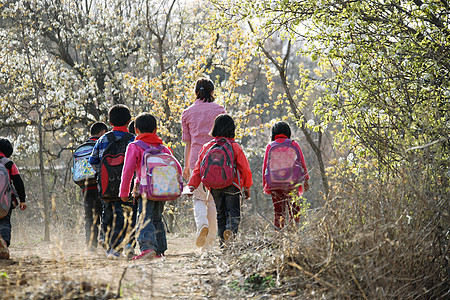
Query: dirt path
0,233,235,299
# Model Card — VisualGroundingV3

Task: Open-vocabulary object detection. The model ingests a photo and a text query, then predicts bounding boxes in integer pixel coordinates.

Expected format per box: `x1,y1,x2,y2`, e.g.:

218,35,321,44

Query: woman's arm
183,140,192,181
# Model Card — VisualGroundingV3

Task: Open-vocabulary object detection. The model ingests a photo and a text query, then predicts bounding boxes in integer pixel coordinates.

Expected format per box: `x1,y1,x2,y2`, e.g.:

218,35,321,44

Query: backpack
0,157,13,218
264,139,306,191
200,138,235,189
98,132,134,201
135,140,182,201
72,140,97,187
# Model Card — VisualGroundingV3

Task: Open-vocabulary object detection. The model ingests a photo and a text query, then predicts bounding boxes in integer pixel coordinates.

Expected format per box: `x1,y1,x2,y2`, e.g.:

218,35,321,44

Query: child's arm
234,144,253,198
292,140,310,193
89,139,102,171
119,144,139,201
8,163,26,210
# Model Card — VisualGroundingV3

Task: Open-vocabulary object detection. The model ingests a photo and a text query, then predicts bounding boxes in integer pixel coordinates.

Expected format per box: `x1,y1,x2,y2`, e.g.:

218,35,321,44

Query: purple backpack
135,141,183,201
200,138,235,189
264,139,306,191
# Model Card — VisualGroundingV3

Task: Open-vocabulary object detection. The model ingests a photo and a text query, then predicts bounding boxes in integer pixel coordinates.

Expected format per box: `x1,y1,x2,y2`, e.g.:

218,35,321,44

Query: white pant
193,183,217,247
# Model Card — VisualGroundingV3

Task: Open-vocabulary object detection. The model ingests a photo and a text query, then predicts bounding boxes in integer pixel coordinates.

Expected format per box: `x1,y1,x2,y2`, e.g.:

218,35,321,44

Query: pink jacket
262,135,309,195
181,100,226,169
119,133,173,198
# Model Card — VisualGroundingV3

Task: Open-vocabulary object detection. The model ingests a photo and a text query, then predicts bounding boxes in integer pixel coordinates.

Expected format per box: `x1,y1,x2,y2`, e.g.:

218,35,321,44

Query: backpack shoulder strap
134,140,149,150
0,157,12,170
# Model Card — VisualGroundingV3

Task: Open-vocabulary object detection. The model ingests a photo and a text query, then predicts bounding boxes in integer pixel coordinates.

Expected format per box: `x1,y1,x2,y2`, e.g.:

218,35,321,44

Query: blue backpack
72,140,97,187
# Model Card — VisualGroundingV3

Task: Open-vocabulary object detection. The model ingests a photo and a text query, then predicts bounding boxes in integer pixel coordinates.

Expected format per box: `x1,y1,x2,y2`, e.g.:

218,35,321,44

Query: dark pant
211,185,241,246
83,188,103,248
136,197,166,254
102,200,126,251
271,190,300,230
122,199,137,248
0,208,12,247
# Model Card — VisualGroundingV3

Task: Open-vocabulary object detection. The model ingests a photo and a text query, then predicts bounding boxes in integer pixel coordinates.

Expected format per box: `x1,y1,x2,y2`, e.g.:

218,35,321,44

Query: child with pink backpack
188,114,253,248
120,113,182,260
263,121,309,230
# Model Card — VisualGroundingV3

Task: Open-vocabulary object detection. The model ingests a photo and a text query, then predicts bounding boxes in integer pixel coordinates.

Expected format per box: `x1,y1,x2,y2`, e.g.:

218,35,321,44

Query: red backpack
200,138,235,189
98,132,134,201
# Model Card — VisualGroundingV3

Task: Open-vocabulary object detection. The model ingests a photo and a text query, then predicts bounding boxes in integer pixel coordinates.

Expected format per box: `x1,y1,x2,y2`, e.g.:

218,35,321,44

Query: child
120,113,174,260
181,78,226,248
188,114,253,247
0,138,27,259
89,104,135,259
262,121,309,230
80,122,107,253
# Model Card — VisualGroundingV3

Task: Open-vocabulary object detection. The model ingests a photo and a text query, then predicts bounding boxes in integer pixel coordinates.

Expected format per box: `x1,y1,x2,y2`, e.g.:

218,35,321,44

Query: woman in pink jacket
182,78,226,249
120,113,176,260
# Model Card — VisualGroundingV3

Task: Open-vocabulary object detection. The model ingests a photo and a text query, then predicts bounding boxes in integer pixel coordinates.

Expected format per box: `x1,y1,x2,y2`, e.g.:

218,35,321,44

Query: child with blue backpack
188,114,253,248
0,138,27,259
262,121,309,230
120,113,182,260
73,121,108,254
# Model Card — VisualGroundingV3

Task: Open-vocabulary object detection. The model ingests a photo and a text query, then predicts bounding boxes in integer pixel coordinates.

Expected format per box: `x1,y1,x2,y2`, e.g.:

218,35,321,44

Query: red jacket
188,137,253,190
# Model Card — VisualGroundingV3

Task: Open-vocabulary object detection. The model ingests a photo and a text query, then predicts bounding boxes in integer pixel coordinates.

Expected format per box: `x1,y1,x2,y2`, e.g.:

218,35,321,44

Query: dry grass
223,162,449,299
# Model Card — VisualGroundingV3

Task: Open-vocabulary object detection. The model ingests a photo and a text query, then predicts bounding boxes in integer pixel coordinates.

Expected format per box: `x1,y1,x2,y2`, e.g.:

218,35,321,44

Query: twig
350,268,368,300
288,261,337,290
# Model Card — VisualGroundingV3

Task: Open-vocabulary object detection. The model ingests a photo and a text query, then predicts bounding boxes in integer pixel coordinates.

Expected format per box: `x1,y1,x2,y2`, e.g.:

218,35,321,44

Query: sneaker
98,239,108,253
132,249,156,260
106,249,121,260
123,244,135,259
155,252,165,258
223,229,233,245
0,237,9,260
195,225,209,247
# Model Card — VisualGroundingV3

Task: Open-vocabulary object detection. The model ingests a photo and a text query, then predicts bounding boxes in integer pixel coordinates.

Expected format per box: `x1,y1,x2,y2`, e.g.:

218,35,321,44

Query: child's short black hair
128,120,135,135
210,114,235,138
271,121,291,141
0,138,13,158
195,78,215,103
108,104,131,127
90,122,108,136
135,113,157,133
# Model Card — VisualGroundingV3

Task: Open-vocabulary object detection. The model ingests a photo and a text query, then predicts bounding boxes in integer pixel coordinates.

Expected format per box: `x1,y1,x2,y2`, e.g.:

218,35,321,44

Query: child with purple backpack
120,113,182,260
262,121,309,230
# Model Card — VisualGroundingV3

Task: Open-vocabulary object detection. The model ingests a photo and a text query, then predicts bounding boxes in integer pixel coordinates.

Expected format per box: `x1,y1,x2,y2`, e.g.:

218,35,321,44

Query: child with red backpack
188,114,253,248
0,138,27,259
120,113,182,260
89,104,135,259
263,121,309,230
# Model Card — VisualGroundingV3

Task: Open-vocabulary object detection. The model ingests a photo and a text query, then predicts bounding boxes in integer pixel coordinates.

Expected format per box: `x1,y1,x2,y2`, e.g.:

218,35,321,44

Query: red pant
271,190,301,230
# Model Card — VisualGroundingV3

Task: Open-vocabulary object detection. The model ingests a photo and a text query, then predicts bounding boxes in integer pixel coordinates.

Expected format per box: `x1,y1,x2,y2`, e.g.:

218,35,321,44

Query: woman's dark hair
195,78,215,103
210,114,235,138
271,121,291,141
135,113,157,133
108,104,131,126
0,138,13,158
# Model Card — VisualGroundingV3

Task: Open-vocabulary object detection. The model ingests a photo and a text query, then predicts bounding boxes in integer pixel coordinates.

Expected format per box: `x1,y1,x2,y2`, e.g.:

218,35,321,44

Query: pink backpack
135,141,183,201
200,138,235,189
264,139,306,191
